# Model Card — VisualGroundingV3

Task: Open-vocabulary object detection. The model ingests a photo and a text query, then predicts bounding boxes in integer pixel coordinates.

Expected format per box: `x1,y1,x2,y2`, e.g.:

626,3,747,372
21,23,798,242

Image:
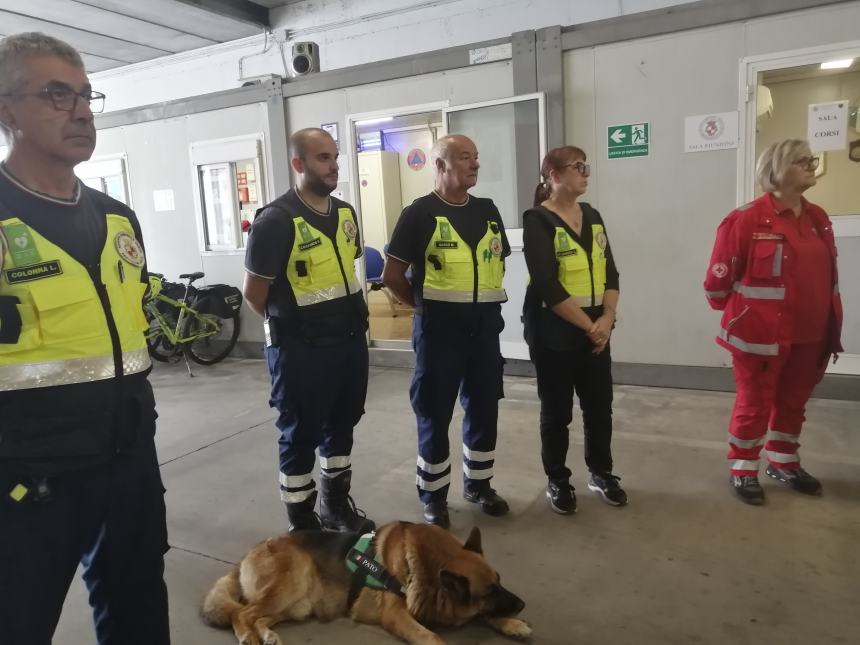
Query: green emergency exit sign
607,122,650,159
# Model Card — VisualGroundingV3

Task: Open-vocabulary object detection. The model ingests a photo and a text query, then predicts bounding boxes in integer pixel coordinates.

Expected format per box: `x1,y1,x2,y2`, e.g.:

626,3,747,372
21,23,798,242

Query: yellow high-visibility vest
285,208,361,307
0,214,150,391
552,223,607,307
422,216,506,303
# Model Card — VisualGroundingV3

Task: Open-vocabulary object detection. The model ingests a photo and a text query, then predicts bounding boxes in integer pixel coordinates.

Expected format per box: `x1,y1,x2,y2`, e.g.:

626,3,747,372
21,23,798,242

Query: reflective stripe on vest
718,328,779,356
0,215,151,391
285,208,361,307
422,216,506,304
0,348,150,391
554,223,607,307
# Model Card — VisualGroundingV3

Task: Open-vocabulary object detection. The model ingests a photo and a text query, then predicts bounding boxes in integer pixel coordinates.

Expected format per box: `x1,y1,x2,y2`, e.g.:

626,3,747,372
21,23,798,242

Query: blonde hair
755,139,811,192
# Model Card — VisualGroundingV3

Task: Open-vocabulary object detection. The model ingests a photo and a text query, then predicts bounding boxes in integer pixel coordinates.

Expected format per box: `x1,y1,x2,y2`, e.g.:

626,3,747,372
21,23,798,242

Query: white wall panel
561,2,860,369
564,24,745,368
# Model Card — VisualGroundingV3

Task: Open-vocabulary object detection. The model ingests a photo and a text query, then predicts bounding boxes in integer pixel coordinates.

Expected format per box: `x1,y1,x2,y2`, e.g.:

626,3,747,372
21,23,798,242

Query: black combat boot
319,471,376,533
285,489,322,532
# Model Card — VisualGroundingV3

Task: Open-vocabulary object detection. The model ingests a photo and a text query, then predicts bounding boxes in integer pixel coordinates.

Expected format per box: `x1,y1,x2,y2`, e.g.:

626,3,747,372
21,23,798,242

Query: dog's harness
346,532,405,602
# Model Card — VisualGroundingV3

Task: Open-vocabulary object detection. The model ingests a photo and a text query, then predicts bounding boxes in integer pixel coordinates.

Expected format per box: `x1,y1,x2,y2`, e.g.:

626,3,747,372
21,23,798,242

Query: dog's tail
201,566,243,629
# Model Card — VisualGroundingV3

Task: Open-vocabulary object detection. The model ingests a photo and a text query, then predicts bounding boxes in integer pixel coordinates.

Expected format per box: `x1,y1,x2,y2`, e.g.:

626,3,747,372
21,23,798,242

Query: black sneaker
422,500,450,528
730,474,765,505
766,465,822,496
587,473,628,506
463,488,510,516
547,480,577,514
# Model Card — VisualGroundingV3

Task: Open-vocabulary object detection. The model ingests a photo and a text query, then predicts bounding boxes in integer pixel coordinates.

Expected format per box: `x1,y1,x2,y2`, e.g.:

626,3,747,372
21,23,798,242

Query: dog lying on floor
201,521,532,644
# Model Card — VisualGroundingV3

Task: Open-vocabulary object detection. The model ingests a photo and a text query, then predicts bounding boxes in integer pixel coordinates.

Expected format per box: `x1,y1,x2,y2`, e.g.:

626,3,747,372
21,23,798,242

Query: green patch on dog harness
346,532,404,596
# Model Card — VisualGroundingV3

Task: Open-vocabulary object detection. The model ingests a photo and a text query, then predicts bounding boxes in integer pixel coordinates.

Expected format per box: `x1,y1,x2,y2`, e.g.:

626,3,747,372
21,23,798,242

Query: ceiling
0,0,275,73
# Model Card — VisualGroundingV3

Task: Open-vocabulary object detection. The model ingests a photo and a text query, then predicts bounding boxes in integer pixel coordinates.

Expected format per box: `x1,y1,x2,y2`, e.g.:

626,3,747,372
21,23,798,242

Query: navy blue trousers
0,442,170,645
266,333,369,503
410,313,505,502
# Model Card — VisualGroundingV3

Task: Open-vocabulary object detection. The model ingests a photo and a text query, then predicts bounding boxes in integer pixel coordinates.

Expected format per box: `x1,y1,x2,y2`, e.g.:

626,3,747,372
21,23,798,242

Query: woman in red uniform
704,138,843,505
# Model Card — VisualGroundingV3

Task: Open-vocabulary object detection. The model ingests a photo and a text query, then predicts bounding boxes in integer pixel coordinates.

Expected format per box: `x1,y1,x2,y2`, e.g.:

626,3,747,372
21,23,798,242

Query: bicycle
144,271,242,373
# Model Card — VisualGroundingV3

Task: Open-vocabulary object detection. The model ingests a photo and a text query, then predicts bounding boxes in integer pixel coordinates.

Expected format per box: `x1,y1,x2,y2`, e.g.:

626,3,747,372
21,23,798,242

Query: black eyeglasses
793,156,820,172
0,86,106,114
562,161,591,177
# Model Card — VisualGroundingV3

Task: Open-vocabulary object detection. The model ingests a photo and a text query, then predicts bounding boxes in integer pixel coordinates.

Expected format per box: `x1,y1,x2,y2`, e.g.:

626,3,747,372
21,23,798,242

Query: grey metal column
536,25,564,149
510,30,538,224
265,77,291,198
511,30,537,94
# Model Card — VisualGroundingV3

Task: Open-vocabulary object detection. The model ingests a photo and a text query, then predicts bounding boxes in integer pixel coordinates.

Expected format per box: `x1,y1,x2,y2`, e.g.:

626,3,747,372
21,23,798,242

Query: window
76,157,131,205
192,137,266,252
444,94,546,230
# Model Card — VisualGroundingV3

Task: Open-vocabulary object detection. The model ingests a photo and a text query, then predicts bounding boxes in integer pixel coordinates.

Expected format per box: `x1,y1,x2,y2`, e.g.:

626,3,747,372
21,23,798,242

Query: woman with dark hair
522,146,626,515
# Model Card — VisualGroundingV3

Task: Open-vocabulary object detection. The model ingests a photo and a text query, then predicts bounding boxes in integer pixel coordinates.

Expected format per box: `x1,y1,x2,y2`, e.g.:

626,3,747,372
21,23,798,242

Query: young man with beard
243,128,375,533
0,33,169,644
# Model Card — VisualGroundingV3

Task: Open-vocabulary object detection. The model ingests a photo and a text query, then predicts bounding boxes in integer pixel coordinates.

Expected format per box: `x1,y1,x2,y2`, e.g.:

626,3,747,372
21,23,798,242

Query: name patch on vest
557,249,579,257
5,260,63,284
435,241,459,249
298,238,322,251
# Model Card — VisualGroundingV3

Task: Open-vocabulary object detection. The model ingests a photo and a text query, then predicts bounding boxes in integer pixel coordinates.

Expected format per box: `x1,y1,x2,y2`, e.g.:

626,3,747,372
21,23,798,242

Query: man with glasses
0,33,170,644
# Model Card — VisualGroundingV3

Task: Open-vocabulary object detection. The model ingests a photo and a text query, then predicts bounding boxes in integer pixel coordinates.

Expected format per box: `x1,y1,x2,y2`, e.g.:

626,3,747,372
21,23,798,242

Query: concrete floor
56,359,860,645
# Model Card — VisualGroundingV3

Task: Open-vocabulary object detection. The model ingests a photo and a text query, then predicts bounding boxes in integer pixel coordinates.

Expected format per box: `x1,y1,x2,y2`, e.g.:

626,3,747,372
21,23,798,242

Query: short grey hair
755,138,811,192
430,134,474,171
0,32,85,95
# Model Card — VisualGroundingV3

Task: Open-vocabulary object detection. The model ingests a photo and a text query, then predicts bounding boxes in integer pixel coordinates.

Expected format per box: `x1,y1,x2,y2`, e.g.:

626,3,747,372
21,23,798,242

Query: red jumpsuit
704,193,843,475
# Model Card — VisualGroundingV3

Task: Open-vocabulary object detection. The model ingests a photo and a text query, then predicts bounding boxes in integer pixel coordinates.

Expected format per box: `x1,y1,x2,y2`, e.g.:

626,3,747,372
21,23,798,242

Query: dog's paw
502,618,532,640
486,616,532,640
261,630,282,645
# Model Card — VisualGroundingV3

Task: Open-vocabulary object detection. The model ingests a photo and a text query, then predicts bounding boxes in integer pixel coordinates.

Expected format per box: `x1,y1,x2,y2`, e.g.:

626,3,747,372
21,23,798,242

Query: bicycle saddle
179,272,205,282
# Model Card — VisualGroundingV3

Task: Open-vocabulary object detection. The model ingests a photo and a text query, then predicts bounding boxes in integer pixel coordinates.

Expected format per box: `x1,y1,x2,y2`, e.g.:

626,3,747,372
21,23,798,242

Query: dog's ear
463,527,483,554
440,570,471,602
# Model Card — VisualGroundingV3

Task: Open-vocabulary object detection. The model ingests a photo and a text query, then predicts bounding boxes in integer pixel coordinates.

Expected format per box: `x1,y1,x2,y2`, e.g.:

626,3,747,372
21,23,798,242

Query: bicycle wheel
145,307,182,362
184,310,241,365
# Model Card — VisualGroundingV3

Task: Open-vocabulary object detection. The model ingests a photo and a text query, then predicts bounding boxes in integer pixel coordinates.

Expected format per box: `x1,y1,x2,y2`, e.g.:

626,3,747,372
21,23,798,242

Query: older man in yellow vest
383,134,511,528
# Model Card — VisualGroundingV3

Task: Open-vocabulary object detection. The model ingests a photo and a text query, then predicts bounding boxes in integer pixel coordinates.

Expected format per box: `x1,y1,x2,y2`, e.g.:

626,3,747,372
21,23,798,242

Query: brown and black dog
201,521,531,644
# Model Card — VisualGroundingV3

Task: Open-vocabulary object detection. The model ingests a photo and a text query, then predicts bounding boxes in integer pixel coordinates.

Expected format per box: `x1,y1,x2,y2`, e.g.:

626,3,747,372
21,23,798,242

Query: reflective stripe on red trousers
727,341,827,475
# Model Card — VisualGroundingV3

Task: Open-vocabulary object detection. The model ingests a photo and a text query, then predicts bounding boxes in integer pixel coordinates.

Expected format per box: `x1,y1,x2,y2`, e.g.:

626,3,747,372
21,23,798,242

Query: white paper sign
469,43,512,65
808,100,848,152
153,189,175,212
684,111,738,153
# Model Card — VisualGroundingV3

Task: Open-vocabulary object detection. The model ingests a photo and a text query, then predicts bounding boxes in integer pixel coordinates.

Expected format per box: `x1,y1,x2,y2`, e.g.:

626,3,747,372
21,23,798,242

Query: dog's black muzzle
485,585,526,617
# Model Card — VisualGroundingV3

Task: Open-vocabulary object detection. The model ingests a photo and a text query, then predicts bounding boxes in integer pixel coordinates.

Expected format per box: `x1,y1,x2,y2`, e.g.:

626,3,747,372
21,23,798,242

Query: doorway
741,43,860,375
346,104,446,344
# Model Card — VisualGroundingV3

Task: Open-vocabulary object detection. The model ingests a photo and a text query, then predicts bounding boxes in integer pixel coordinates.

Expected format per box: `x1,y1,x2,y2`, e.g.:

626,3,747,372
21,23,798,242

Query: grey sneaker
730,474,764,505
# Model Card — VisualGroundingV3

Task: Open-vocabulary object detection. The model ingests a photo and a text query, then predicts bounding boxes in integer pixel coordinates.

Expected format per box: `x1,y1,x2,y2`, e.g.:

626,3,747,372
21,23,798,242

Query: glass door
443,93,546,235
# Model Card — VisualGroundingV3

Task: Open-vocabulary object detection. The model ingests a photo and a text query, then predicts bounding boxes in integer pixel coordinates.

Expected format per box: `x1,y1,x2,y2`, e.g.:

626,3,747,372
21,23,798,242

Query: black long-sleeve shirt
522,202,620,349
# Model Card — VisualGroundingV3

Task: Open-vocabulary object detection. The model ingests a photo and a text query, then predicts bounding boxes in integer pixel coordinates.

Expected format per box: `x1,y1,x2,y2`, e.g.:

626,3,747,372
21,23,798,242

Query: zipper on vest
470,247,479,303
87,263,123,378
331,243,351,297
331,242,362,333
586,244,596,307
